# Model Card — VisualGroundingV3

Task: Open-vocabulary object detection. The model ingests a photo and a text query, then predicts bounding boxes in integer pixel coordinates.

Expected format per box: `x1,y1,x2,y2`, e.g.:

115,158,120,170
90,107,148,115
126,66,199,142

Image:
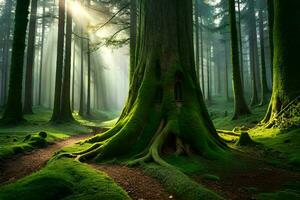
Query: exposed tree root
261,96,300,129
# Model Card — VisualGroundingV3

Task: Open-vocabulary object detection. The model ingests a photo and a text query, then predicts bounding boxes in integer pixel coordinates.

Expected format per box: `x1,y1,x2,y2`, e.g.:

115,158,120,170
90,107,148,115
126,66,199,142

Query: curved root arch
261,95,300,129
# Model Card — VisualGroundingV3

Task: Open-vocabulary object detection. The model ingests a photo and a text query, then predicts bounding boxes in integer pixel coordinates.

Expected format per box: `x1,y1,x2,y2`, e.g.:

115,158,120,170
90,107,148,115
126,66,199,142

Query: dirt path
91,164,174,200
0,133,92,185
194,160,300,200
0,131,174,200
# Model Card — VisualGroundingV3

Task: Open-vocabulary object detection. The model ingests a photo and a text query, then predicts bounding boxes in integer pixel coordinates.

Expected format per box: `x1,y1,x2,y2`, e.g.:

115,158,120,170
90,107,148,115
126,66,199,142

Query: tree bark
228,0,251,120
267,0,274,80
237,0,244,86
248,0,259,107
79,27,84,116
258,1,270,106
75,0,227,164
1,0,31,124
38,0,46,106
24,0,38,114
59,0,74,122
200,16,205,99
51,0,65,122
262,0,300,127
194,0,200,80
0,0,13,107
129,0,137,83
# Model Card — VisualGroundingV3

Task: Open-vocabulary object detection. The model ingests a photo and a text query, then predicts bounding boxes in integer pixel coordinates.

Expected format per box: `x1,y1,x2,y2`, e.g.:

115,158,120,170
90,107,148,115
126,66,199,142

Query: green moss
236,132,257,146
0,159,130,200
257,190,300,200
143,163,223,200
202,174,220,182
163,155,205,174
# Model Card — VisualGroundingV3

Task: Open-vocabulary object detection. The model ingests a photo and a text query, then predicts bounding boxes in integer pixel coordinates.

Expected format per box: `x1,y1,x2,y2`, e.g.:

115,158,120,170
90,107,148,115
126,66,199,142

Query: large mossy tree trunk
262,0,300,127
24,0,38,114
76,0,227,164
228,0,251,120
129,0,137,83
1,0,30,124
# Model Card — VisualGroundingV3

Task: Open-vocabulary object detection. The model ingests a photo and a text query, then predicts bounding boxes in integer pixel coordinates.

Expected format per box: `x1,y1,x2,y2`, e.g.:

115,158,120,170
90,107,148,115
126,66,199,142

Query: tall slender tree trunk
1,0,13,107
86,0,91,116
258,2,270,106
194,0,200,80
262,0,300,127
200,16,205,99
51,0,65,122
72,36,76,111
228,0,251,119
38,0,46,106
248,0,259,107
79,27,84,116
224,39,230,102
86,40,91,116
60,0,74,122
267,0,274,80
237,0,244,86
1,0,31,124
24,0,38,114
206,44,211,104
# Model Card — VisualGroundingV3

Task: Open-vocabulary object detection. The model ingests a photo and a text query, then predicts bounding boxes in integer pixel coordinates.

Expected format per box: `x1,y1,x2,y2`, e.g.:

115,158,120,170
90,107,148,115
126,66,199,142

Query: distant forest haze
0,0,299,200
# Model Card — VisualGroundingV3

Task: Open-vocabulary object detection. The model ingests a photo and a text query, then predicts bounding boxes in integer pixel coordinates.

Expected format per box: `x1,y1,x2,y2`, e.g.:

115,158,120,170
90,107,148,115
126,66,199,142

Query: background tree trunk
267,0,274,79
248,0,259,107
228,0,251,120
0,0,13,107
60,0,74,122
51,0,65,122
79,27,84,116
38,0,46,106
1,0,31,124
258,1,270,106
24,0,38,114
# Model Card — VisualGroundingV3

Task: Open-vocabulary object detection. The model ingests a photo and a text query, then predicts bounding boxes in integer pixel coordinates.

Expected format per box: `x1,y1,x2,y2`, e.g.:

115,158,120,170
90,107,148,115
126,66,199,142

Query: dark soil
0,133,92,185
91,164,175,200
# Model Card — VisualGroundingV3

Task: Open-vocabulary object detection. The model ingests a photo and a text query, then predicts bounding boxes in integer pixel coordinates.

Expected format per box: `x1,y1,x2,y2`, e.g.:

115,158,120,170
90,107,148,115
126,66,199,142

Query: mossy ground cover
205,97,300,198
0,158,130,200
0,107,117,160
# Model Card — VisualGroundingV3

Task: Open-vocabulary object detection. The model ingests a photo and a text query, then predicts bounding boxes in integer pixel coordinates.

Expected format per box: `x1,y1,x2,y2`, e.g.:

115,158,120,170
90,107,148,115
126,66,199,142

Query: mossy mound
257,189,300,200
236,132,257,146
143,164,223,200
0,159,130,200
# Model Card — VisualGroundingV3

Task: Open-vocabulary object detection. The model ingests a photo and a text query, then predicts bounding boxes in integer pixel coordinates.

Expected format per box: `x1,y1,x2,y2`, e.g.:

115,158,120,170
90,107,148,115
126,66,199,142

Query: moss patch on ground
143,163,223,200
0,158,130,200
0,106,116,160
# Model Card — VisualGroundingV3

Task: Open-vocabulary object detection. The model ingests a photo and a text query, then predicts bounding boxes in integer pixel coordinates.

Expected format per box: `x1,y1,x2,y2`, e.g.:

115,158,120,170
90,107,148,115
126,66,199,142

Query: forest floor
0,101,299,200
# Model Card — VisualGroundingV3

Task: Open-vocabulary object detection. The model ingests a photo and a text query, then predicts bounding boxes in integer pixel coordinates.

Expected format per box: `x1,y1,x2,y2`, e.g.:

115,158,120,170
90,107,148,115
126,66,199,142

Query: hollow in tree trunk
75,0,227,164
